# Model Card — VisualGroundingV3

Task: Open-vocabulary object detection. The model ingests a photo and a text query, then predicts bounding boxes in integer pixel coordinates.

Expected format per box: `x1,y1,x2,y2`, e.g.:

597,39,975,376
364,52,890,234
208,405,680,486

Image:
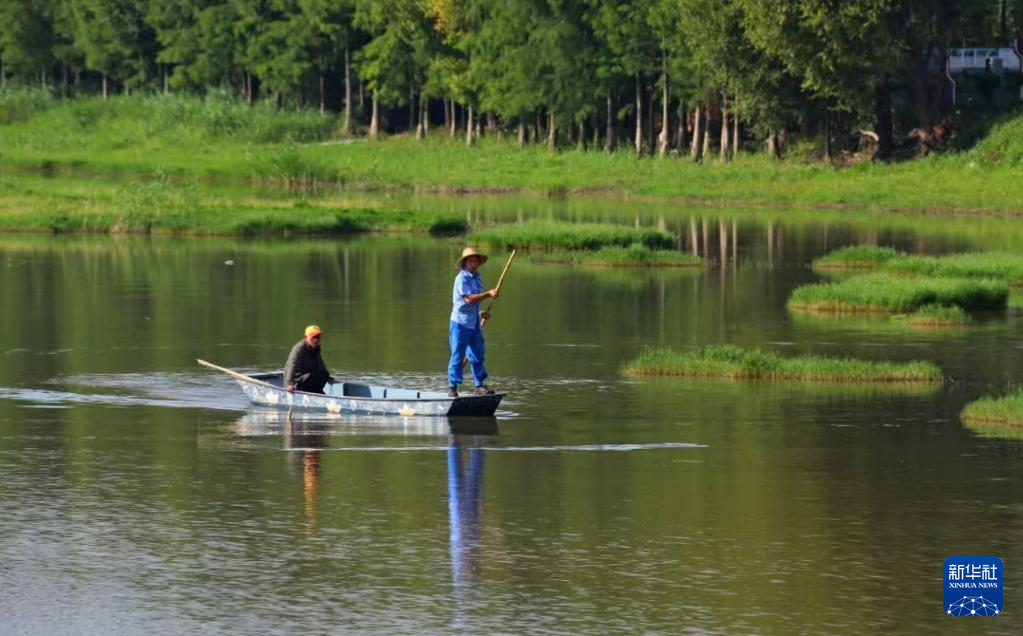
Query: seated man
285,325,334,394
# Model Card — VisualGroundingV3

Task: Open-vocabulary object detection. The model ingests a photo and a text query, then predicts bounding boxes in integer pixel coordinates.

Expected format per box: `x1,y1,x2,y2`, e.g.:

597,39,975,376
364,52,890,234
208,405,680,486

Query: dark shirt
284,339,330,393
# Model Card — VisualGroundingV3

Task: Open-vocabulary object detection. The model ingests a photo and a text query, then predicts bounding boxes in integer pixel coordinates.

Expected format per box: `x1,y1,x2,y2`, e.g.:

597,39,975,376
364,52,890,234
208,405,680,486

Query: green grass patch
898,304,971,328
469,219,675,251
0,172,466,236
883,252,1023,286
962,389,1023,428
526,243,704,267
8,92,1023,215
813,246,1023,286
788,273,1008,314
813,245,904,270
621,345,943,383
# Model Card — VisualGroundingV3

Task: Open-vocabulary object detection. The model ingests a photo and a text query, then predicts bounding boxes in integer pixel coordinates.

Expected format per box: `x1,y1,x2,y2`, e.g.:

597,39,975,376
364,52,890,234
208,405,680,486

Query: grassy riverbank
5,93,1023,215
0,171,465,235
622,345,943,383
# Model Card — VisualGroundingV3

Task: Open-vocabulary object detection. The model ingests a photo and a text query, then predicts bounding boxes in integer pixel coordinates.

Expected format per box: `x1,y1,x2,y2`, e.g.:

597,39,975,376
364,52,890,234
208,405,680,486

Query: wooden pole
481,249,517,327
196,359,277,389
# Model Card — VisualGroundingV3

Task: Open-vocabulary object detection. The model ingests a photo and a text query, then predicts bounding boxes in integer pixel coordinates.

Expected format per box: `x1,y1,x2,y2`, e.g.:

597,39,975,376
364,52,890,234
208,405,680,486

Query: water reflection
234,409,494,437
448,434,487,631
283,417,327,529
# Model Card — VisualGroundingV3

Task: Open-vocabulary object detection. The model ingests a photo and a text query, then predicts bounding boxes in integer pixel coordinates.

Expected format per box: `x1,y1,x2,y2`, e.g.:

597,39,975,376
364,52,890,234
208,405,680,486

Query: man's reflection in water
448,434,486,602
284,416,327,529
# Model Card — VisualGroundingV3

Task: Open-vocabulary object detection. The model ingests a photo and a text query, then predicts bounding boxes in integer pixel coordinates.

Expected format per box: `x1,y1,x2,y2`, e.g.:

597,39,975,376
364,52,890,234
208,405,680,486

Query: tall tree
67,0,155,96
0,0,57,84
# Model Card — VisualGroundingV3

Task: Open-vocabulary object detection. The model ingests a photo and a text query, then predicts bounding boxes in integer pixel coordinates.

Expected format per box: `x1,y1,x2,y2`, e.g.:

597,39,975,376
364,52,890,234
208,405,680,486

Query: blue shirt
451,269,484,329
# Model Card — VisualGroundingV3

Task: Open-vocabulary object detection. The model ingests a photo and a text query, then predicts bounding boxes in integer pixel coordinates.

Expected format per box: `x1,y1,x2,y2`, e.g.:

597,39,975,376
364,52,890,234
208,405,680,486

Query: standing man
285,325,334,394
448,247,499,397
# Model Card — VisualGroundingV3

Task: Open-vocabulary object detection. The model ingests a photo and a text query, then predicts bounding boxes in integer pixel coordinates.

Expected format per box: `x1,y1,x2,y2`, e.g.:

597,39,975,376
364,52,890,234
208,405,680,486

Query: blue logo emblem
944,556,1002,616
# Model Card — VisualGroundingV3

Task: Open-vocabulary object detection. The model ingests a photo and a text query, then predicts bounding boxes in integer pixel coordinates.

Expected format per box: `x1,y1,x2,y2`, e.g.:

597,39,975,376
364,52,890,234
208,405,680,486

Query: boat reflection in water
234,408,498,438
232,409,498,530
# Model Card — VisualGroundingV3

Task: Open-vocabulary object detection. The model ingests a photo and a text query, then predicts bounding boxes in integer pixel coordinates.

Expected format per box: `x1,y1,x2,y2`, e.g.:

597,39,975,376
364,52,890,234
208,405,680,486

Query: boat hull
237,373,503,417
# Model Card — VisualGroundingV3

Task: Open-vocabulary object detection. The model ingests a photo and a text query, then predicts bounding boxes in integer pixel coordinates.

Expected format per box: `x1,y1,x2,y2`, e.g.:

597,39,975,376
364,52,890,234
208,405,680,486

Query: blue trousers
448,322,487,388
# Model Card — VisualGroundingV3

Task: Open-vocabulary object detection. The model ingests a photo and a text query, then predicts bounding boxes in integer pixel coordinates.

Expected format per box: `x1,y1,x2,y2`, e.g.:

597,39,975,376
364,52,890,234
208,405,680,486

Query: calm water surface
1,199,1022,634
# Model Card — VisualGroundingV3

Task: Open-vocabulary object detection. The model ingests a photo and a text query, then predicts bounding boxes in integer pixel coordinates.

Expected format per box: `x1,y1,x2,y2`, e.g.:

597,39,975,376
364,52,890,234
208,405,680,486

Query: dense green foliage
788,273,1008,313
2,1,1022,158
622,344,943,383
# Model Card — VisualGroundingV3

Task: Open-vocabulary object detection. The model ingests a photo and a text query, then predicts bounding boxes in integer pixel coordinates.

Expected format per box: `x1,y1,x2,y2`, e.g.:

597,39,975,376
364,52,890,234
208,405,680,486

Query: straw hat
455,246,488,269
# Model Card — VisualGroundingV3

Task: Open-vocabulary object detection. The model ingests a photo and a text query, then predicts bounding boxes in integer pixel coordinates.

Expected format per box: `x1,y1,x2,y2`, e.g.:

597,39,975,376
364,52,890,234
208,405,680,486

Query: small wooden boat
198,359,504,417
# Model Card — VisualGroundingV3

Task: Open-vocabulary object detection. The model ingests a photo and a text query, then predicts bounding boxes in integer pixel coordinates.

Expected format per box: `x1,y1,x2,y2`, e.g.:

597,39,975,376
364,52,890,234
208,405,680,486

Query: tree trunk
719,95,729,161
690,105,702,161
409,87,416,134
547,111,556,149
451,103,458,138
592,111,599,148
658,56,669,158
421,99,429,136
675,105,687,152
102,75,109,99
369,91,379,140
874,83,893,160
577,119,585,150
162,65,168,94
416,99,424,140
466,107,474,145
319,73,326,116
442,99,450,132
824,109,832,161
343,46,352,134
646,82,654,153
517,122,526,146
634,72,642,157
906,52,939,131
732,96,739,156
605,92,615,153
486,111,497,132
702,114,711,158
767,132,779,159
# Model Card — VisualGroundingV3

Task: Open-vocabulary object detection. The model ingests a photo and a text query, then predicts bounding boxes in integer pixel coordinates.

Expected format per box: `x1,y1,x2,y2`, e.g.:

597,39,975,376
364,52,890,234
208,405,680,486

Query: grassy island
622,345,943,383
788,274,1008,314
812,246,904,270
526,243,704,267
962,390,1023,428
813,247,1023,286
469,220,675,251
899,304,972,328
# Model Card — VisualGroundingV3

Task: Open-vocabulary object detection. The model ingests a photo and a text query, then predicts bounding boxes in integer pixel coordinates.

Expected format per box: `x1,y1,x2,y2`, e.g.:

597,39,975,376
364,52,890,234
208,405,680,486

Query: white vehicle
947,47,1022,74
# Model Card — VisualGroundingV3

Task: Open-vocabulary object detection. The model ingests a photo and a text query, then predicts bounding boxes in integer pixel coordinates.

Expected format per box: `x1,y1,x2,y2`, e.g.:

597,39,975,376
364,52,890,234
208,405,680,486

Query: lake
1,196,1021,634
